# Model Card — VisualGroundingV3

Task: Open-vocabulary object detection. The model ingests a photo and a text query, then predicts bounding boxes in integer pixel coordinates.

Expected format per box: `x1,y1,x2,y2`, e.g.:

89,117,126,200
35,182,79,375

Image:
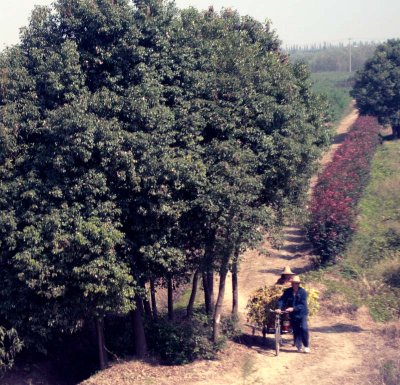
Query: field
306,138,400,383
311,71,353,122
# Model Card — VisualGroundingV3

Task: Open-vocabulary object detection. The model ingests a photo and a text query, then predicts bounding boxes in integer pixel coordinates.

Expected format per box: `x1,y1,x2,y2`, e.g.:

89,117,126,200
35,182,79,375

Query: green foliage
0,0,332,360
0,0,139,349
246,285,284,327
240,355,262,385
352,39,400,138
0,327,23,373
367,292,398,322
145,312,217,365
380,360,400,385
311,72,352,122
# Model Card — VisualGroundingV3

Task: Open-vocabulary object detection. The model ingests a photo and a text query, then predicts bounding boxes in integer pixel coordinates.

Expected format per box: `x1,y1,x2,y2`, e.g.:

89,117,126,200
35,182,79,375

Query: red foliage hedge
307,116,381,264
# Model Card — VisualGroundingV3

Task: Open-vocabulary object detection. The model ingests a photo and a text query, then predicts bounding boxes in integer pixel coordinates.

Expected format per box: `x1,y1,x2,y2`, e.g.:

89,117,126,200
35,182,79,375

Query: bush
145,312,217,365
367,291,399,322
246,284,320,328
246,285,284,327
0,326,23,373
307,116,381,264
381,360,400,385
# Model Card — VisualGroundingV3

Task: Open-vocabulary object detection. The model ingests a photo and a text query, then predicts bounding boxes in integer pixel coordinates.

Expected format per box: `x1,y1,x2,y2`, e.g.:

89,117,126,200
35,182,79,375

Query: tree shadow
232,331,298,355
280,243,313,254
311,323,364,333
284,228,307,236
381,133,398,142
258,262,315,276
332,132,348,145
258,267,301,275
292,262,316,275
284,234,306,242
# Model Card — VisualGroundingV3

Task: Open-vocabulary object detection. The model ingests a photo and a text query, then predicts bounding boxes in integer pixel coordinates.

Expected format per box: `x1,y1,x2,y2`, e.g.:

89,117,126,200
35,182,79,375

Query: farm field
310,71,353,122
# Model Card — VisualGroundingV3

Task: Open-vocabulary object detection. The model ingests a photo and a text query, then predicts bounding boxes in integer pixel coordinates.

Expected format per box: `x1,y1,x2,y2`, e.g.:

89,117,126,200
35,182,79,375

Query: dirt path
83,106,389,385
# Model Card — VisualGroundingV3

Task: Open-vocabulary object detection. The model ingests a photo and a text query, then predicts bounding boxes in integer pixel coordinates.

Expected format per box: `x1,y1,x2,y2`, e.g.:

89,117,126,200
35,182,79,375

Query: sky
1,0,400,49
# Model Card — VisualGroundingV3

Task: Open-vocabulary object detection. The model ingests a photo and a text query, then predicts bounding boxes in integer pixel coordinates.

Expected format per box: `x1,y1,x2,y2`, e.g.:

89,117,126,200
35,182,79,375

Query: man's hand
275,309,282,314
285,307,294,312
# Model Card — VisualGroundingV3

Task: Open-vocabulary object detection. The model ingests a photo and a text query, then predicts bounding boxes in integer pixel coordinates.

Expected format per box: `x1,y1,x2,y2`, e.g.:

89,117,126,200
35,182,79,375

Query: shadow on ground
332,132,348,145
311,323,364,333
259,262,315,276
232,332,300,357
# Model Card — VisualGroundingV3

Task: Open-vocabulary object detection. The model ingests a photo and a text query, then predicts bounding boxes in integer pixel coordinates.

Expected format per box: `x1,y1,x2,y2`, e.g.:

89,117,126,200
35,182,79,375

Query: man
273,266,295,333
276,275,310,353
275,265,295,286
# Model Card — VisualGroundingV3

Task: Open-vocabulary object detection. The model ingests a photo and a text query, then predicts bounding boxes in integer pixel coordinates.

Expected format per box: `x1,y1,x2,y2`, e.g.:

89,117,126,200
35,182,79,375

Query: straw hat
291,275,301,283
281,266,295,275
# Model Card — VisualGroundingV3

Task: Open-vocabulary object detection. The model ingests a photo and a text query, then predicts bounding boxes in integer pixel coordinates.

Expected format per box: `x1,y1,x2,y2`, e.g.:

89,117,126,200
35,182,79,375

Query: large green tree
351,39,400,138
0,0,331,366
0,0,142,367
167,7,330,341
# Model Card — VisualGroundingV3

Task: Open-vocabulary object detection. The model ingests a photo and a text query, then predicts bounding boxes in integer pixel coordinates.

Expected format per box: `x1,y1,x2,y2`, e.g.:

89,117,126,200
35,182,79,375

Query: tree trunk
132,297,147,358
95,317,108,370
202,272,211,315
167,276,174,321
203,232,216,315
393,125,400,139
150,278,158,320
186,270,199,318
232,261,238,319
212,262,229,342
142,289,152,319
207,271,215,313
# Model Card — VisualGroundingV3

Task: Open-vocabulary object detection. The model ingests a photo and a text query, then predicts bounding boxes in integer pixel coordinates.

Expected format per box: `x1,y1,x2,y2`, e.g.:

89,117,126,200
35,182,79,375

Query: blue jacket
278,286,308,319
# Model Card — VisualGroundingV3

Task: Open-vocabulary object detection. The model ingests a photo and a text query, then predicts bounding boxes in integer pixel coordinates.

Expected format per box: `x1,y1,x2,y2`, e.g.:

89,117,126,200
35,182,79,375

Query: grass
173,278,203,312
308,140,400,321
310,72,353,123
380,360,400,385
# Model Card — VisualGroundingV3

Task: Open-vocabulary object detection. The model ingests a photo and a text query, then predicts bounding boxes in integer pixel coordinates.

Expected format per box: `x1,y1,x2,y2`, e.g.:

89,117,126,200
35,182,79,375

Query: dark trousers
291,316,309,349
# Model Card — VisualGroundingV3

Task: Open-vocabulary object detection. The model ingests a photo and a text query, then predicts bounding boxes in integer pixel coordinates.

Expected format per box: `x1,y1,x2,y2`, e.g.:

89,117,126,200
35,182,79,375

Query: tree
351,39,400,138
0,0,140,365
170,8,330,341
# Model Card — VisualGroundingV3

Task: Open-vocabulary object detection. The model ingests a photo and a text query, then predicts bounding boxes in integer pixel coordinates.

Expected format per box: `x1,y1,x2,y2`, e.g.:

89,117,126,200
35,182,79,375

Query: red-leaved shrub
308,116,381,264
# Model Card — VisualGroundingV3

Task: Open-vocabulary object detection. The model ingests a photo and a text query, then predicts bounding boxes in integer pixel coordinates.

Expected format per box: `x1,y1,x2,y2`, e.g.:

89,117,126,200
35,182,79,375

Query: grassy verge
311,72,353,122
307,140,400,321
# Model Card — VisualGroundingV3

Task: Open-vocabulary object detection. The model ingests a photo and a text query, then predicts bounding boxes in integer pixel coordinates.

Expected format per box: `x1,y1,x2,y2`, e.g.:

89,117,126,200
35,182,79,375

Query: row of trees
308,116,381,264
287,42,378,72
352,39,400,138
0,0,330,369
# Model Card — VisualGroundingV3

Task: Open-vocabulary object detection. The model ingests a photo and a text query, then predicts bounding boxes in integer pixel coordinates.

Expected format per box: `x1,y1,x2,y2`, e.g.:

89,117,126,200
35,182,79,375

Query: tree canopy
351,39,400,138
0,0,331,370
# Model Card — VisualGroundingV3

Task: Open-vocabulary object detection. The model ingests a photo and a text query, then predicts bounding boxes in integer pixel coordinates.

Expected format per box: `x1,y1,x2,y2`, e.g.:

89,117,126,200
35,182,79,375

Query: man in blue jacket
276,275,310,353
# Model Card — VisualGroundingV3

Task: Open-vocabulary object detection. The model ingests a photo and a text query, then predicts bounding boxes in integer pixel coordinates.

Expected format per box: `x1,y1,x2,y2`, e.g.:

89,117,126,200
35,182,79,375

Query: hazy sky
1,0,400,49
